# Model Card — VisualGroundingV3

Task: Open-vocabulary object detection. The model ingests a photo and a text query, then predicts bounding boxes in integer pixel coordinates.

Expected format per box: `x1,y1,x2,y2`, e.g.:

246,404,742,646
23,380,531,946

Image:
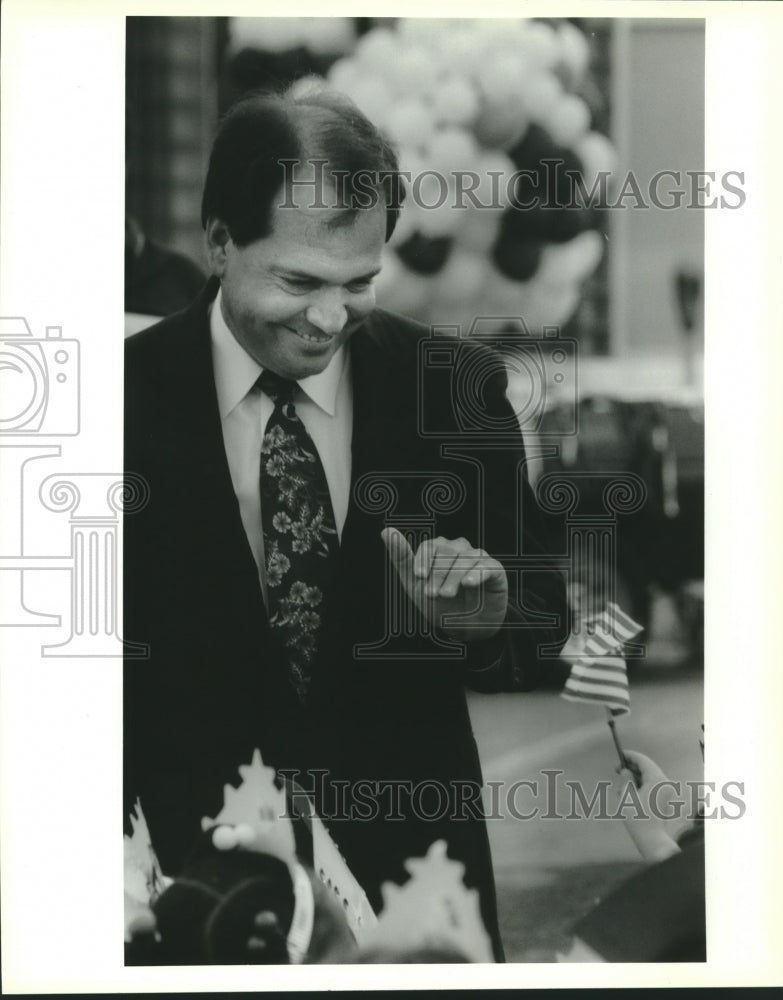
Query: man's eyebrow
272,266,382,282
347,267,383,282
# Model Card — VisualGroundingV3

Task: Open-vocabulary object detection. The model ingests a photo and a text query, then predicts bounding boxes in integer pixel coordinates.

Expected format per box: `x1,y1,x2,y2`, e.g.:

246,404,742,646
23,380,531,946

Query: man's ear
205,218,232,276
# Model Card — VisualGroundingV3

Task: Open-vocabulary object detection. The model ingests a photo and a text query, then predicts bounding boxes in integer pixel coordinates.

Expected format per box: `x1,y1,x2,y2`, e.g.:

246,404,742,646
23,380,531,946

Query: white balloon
416,199,465,239
406,169,464,237
435,28,482,71
410,167,450,208
483,266,531,314
576,131,618,185
396,144,426,180
546,283,581,328
428,127,480,174
471,151,516,209
548,94,591,147
375,250,434,318
556,21,591,84
537,240,579,287
326,59,363,100
473,97,530,151
475,52,530,104
482,268,580,337
431,75,481,127
433,249,490,302
576,229,606,281
522,72,563,124
457,205,501,255
538,231,604,286
520,21,560,70
516,276,581,330
355,27,400,67
385,100,437,150
572,230,604,280
387,44,440,95
350,77,392,129
301,18,356,56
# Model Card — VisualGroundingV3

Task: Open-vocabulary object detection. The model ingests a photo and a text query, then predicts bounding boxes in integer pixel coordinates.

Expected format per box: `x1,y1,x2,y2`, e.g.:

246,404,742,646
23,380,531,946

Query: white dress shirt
210,288,353,602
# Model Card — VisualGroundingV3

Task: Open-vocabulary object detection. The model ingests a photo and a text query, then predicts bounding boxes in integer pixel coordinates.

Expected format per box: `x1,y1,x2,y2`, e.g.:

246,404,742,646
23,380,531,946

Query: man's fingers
382,532,507,611
437,551,484,598
413,537,435,579
421,537,470,596
427,552,461,596
381,527,415,579
440,553,507,598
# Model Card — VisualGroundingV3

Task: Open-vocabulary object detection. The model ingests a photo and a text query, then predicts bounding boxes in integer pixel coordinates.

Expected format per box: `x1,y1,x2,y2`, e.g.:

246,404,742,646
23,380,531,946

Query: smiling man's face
207,195,387,380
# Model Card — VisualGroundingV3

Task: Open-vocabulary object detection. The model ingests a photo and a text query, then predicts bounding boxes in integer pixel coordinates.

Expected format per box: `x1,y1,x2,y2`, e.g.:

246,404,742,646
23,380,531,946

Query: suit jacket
124,277,567,959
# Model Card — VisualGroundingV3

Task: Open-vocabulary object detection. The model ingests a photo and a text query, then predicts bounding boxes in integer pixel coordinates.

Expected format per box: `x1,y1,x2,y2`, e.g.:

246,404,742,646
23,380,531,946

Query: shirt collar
210,286,346,419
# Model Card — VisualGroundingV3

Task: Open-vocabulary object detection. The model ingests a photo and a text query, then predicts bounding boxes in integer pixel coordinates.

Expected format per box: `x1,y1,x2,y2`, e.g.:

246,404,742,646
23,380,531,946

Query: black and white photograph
1,1,781,992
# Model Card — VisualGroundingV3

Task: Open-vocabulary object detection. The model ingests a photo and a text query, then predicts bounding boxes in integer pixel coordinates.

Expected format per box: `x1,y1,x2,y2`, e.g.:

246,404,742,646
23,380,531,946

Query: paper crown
200,748,297,867
362,839,493,963
124,797,167,903
201,748,377,943
124,798,170,942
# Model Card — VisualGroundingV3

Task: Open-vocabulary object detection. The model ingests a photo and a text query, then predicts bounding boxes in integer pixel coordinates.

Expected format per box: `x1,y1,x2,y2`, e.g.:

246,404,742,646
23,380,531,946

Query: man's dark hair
201,86,405,246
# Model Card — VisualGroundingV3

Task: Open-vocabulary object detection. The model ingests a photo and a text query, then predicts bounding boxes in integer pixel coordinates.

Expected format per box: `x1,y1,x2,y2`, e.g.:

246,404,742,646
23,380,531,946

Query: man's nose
305,290,349,336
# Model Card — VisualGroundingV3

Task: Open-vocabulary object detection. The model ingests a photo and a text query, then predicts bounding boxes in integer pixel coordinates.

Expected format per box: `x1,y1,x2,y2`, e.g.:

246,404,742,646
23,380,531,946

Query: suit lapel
341,321,395,556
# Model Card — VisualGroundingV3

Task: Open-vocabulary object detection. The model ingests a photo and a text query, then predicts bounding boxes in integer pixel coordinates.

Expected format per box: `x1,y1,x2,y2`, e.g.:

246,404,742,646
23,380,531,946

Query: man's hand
381,527,508,642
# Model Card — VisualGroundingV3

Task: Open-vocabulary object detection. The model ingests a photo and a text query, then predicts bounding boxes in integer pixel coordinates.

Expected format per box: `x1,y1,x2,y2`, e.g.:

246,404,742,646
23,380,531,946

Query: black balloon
395,232,454,275
508,123,560,172
502,127,593,246
492,229,543,282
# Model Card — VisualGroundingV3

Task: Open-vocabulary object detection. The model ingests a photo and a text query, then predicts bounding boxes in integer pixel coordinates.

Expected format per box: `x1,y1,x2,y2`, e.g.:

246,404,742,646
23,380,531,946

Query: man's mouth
286,326,334,345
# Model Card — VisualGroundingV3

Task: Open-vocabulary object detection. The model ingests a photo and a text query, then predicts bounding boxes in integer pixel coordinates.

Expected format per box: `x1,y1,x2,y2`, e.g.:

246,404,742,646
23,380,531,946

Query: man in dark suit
124,88,566,962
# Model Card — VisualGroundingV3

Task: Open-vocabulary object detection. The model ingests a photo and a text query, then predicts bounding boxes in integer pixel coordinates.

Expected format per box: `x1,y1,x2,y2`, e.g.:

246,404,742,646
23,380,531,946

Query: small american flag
561,603,643,716
562,654,631,716
583,602,641,651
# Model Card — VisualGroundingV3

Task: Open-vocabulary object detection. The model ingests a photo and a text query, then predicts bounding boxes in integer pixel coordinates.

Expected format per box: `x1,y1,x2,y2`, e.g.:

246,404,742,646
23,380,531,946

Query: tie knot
257,369,297,405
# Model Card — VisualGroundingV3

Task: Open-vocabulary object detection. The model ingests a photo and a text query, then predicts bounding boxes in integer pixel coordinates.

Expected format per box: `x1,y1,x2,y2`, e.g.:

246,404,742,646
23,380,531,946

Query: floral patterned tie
257,370,338,704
